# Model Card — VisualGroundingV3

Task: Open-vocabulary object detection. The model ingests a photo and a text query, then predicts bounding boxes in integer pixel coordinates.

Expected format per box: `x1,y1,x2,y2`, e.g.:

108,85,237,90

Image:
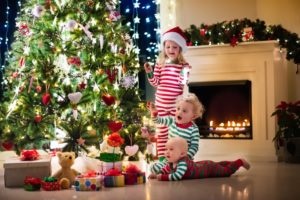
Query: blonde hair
177,93,205,119
167,137,188,154
156,41,187,65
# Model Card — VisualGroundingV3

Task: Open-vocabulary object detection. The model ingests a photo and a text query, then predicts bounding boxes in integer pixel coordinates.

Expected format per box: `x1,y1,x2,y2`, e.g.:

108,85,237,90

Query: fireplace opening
189,80,252,139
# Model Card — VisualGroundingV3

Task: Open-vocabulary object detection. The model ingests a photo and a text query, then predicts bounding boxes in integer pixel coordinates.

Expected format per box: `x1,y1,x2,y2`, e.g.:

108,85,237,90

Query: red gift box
41,177,60,191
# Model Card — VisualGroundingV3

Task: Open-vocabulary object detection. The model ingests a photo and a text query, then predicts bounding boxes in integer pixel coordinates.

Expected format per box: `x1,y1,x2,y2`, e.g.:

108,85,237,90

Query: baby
149,137,250,181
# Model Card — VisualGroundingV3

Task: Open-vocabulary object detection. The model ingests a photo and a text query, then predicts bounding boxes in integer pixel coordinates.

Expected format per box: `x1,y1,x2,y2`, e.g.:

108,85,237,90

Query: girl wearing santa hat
144,26,192,161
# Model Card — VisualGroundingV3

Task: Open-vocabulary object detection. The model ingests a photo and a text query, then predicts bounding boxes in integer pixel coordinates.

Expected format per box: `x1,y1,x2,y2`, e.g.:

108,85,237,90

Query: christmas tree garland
184,18,300,72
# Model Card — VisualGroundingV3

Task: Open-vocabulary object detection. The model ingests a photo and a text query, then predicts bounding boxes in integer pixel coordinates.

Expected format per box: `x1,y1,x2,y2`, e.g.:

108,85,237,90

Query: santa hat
161,26,188,53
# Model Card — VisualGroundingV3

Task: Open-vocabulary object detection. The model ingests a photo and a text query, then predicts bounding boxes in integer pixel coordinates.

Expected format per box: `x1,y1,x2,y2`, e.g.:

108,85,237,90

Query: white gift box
101,161,122,173
3,155,51,187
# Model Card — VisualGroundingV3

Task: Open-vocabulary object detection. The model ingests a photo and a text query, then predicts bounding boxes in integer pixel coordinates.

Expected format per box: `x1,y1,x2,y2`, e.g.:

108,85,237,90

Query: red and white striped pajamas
147,63,190,158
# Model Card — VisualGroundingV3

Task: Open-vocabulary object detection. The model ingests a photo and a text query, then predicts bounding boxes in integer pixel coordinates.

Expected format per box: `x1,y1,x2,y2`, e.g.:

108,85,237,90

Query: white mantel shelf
185,40,288,162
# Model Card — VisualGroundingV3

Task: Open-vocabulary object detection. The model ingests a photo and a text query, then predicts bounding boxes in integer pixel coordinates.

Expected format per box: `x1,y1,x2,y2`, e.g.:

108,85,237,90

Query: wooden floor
1,151,300,200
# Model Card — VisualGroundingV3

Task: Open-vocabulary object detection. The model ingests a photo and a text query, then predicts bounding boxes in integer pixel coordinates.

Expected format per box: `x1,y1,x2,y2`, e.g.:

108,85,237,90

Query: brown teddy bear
53,151,80,189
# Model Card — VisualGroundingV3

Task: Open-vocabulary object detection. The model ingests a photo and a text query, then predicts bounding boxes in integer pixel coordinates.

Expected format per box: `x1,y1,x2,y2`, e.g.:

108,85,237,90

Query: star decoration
23,46,30,55
77,137,85,145
133,16,140,24
133,2,140,8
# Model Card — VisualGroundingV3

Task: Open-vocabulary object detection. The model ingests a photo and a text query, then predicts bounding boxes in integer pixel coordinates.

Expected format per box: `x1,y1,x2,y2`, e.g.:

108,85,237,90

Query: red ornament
102,94,115,106
1,140,14,150
19,57,25,67
105,69,117,84
200,28,206,36
78,81,86,90
230,36,238,47
42,93,51,106
19,23,30,36
12,72,19,78
34,115,42,123
36,85,42,93
108,120,123,132
67,56,81,66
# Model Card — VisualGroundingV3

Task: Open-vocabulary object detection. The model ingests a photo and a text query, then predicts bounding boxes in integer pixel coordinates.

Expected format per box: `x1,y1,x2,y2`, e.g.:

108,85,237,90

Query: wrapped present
123,164,146,185
103,168,125,187
23,176,41,191
41,177,60,191
101,161,122,173
4,155,51,187
74,170,103,191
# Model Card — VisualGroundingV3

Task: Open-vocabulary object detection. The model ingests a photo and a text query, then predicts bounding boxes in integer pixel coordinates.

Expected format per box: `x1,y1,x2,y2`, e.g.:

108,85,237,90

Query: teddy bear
52,151,80,189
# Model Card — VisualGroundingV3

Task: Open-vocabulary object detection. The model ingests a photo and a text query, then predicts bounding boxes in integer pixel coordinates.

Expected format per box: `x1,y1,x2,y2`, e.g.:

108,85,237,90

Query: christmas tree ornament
106,69,117,84
77,137,86,146
107,132,124,147
12,72,18,78
67,56,81,66
65,20,77,31
42,93,51,106
108,120,123,132
34,114,43,123
125,144,139,157
31,5,44,18
102,94,115,106
120,75,135,89
19,57,25,67
1,140,14,150
99,34,104,50
18,22,30,36
35,85,42,93
78,81,86,90
68,92,82,104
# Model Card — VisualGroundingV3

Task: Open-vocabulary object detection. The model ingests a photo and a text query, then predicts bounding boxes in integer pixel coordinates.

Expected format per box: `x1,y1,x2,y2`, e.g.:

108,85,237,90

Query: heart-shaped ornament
108,120,123,132
125,144,139,157
1,140,14,150
68,92,82,104
102,94,115,106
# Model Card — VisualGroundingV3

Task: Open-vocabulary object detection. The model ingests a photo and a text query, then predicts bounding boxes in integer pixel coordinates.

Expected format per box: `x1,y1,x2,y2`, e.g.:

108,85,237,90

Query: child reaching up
148,137,250,181
150,93,204,172
144,26,191,159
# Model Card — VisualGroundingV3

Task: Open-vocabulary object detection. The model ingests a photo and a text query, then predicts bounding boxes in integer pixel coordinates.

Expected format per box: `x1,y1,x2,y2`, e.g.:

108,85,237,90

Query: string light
0,0,22,96
120,0,160,63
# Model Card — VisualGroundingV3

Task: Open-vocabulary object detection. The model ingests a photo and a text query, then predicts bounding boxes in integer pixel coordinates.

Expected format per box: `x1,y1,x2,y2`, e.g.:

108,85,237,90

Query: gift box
74,173,103,191
23,177,42,191
103,175,125,187
122,164,146,185
123,172,146,185
101,161,122,173
41,177,60,191
4,155,51,187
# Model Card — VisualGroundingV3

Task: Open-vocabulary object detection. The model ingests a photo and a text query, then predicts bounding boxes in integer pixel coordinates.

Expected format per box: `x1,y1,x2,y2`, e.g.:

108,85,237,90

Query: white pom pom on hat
161,26,188,53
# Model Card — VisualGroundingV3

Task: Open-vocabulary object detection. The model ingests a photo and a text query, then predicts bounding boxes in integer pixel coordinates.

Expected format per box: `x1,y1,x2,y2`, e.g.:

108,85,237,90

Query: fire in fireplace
189,80,252,139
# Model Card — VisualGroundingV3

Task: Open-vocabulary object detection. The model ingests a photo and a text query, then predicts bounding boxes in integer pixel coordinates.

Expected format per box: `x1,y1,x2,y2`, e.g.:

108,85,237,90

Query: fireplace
189,80,252,139
185,41,288,161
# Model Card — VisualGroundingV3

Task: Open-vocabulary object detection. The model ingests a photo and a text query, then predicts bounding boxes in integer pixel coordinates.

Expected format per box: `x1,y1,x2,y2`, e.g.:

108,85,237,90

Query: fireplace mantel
185,41,288,161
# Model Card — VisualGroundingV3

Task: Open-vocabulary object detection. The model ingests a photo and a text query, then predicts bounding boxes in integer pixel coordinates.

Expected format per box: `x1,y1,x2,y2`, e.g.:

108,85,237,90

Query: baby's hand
157,174,162,181
148,173,157,179
144,62,152,73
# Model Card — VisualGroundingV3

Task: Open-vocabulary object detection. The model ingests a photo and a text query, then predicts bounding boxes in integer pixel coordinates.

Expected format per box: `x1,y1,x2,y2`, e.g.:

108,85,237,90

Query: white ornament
125,144,139,156
99,34,104,50
68,92,82,104
65,20,77,31
32,5,44,18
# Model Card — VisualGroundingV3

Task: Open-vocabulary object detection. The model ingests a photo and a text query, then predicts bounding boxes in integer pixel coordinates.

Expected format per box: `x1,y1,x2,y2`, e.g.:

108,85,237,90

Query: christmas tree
0,0,149,159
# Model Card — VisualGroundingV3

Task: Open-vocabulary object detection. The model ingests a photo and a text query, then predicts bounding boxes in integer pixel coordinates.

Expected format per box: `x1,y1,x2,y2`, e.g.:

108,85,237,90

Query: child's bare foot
241,158,250,170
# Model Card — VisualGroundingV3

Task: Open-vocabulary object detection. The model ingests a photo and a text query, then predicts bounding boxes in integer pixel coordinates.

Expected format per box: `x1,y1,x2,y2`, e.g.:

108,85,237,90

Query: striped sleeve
148,64,160,87
153,116,173,126
187,126,200,159
161,161,187,181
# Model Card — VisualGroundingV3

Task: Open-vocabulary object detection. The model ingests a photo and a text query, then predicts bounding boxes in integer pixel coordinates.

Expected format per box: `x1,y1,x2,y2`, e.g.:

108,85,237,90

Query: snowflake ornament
120,75,136,89
31,5,44,18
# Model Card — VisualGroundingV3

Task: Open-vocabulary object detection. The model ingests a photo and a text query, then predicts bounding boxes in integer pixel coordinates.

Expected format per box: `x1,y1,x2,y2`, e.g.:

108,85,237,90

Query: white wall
160,0,300,101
